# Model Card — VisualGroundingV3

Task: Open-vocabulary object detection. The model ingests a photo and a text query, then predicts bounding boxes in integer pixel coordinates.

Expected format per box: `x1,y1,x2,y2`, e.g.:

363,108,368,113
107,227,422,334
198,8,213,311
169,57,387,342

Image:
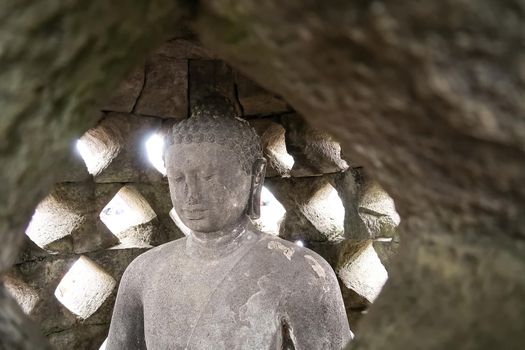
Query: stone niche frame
1,1,524,350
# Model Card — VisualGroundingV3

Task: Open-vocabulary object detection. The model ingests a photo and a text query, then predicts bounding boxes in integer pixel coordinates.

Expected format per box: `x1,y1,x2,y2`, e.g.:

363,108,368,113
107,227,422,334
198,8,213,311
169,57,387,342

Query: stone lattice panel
25,182,117,254
85,114,164,183
54,256,117,320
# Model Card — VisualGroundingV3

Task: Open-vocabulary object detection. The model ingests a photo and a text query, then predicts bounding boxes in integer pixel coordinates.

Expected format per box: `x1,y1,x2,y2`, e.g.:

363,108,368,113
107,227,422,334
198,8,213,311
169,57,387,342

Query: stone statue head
164,95,267,233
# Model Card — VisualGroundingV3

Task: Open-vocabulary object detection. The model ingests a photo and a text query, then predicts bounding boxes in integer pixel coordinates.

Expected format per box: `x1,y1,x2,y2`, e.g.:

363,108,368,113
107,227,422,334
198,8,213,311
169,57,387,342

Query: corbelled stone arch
1,1,524,350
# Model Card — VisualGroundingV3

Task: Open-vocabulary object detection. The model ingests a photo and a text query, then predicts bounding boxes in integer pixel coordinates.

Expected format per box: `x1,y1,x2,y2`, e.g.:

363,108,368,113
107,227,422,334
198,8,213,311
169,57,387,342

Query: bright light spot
54,256,116,319
100,186,156,236
169,208,192,236
76,139,99,174
255,187,286,235
145,133,166,175
294,240,304,247
99,338,107,350
375,237,393,242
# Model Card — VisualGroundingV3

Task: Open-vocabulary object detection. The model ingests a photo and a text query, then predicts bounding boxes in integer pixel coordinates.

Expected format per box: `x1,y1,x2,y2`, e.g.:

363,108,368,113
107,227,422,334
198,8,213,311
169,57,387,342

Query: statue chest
141,251,289,349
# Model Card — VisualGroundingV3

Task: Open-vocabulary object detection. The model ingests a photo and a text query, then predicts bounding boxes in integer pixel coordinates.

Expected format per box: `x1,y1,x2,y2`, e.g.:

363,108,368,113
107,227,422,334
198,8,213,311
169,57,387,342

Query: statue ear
248,158,267,219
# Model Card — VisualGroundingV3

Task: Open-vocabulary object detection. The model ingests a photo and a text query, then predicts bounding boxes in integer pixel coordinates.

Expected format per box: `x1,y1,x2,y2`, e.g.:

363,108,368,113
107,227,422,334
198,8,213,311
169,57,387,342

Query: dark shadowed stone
56,145,91,183
135,55,188,119
189,60,240,114
153,38,218,59
235,73,290,116
102,65,145,113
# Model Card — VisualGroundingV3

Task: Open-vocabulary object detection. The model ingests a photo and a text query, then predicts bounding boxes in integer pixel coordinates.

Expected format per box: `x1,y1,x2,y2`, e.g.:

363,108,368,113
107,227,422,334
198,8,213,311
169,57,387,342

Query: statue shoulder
123,238,187,277
255,235,337,282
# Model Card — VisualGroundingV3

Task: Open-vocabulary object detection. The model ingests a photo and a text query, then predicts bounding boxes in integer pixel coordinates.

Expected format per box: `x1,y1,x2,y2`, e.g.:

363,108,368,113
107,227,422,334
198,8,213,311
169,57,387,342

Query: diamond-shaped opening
254,186,286,235
76,123,121,175
2,274,40,315
54,256,116,319
145,133,167,175
304,183,345,241
25,193,81,251
100,185,157,246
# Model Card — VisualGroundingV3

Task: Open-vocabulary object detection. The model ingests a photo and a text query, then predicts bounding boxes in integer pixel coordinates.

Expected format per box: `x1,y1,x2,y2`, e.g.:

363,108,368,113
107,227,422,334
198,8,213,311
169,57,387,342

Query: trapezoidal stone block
135,54,187,119
281,113,349,176
54,256,116,320
336,240,388,304
265,176,345,243
235,72,290,116
99,185,161,248
2,274,40,316
250,119,294,177
102,64,145,113
189,59,240,114
77,113,164,183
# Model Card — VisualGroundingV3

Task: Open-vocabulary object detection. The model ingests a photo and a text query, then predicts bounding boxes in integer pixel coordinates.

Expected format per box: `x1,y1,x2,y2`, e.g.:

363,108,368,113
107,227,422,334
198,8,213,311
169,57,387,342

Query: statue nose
185,176,201,204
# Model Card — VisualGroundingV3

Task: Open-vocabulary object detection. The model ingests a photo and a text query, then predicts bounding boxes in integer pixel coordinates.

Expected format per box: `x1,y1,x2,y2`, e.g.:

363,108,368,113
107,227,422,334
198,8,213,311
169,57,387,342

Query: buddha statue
106,96,352,349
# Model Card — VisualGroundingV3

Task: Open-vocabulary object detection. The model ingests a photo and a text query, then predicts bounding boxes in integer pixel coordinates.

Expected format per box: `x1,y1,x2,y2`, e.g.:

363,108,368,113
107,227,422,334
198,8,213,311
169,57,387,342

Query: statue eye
174,176,185,183
203,174,215,181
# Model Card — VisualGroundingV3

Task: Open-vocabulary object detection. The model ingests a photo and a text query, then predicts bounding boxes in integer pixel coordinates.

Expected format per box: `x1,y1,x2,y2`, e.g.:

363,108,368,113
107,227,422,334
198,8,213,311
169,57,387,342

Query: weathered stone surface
236,73,289,116
249,118,294,177
87,114,164,183
281,114,349,176
194,2,525,348
135,55,187,119
102,65,145,113
56,145,91,183
48,323,108,350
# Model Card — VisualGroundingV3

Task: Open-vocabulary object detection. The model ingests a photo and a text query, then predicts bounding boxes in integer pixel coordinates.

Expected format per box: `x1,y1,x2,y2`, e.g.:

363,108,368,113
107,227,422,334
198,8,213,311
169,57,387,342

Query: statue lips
183,207,208,220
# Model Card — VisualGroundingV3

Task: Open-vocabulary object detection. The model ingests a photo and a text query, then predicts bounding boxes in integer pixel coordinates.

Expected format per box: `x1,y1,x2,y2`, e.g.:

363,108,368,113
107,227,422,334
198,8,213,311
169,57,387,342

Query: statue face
165,142,253,233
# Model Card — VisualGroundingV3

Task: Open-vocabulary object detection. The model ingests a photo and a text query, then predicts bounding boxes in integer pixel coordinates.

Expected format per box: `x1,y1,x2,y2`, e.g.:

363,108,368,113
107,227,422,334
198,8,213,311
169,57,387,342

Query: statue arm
106,259,147,350
284,255,353,349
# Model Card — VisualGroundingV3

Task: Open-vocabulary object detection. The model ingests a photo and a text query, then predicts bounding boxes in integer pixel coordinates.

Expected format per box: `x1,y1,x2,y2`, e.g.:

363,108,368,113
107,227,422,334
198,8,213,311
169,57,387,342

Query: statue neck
185,216,253,260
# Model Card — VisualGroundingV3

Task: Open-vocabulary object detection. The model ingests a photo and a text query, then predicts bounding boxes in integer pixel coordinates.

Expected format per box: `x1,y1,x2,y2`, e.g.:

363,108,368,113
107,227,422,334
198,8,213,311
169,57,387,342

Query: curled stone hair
166,95,263,175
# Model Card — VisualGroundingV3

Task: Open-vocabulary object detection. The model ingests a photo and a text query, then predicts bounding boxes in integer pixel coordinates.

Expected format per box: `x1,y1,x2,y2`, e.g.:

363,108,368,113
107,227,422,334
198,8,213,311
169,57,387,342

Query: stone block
135,55,187,119
189,60,239,114
358,179,400,239
265,176,345,242
235,73,289,116
249,119,294,177
102,65,145,113
336,240,388,303
54,256,116,319
56,144,90,183
281,113,349,176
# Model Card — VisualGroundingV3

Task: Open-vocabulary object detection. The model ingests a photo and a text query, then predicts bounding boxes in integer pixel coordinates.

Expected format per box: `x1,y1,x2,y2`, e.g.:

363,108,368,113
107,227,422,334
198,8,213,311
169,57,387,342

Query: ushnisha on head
164,95,267,233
